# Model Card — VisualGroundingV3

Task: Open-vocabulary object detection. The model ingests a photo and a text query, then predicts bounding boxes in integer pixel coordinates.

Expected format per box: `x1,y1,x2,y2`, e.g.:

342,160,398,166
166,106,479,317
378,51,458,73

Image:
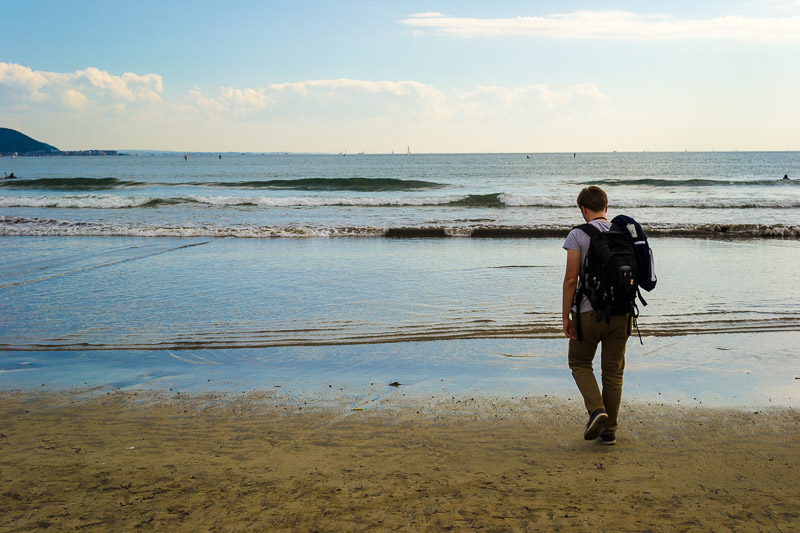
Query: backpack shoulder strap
574,223,601,238
571,223,600,343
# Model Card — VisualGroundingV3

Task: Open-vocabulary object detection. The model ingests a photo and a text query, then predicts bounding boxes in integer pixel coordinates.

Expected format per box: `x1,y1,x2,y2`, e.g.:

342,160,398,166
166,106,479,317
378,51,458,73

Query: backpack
611,214,656,292
573,215,655,343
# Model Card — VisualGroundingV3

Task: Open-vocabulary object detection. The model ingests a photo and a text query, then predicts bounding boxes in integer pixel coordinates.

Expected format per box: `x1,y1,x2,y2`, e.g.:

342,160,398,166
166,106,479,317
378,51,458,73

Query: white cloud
80,67,163,102
184,77,610,139
2,62,606,128
190,78,450,120
63,89,88,108
0,62,57,101
270,78,435,96
275,78,448,117
454,83,609,118
465,83,608,106
188,87,224,114
190,86,272,115
0,62,163,109
1,62,619,152
400,10,800,44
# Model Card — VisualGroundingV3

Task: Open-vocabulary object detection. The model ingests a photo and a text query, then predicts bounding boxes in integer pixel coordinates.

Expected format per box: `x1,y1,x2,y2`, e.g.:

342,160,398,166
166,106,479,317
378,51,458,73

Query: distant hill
0,127,60,155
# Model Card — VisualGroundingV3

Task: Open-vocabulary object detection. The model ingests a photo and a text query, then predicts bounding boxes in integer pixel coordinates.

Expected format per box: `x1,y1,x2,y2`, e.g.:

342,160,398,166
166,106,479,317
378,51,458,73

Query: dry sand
1,389,798,532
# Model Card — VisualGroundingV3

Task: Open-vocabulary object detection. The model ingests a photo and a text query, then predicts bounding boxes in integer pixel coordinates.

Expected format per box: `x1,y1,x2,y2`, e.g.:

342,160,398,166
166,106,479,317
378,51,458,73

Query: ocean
1,152,799,408
2,152,800,237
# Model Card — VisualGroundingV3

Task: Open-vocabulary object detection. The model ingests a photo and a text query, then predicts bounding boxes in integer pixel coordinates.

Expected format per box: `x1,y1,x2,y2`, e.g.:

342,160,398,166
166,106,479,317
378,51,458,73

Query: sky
2,0,800,153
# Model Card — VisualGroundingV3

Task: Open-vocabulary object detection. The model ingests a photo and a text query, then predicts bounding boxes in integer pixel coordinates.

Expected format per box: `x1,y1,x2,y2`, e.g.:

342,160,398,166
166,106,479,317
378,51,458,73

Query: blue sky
2,1,800,152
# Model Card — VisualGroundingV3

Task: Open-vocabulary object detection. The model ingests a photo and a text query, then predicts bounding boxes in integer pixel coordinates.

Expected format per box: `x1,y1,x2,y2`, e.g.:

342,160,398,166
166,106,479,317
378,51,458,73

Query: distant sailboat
406,146,410,156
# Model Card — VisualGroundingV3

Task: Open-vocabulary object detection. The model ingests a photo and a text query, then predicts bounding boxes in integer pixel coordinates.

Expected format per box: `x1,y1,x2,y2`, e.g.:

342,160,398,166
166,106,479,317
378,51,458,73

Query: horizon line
88,149,800,155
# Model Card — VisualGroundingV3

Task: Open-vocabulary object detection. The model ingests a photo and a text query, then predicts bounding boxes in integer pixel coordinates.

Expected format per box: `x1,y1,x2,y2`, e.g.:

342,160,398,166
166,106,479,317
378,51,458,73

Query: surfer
783,174,789,180
3,172,16,179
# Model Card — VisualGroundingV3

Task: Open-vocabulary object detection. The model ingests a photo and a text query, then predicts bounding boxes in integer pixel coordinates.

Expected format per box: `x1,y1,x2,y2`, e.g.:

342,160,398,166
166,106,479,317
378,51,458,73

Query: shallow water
1,236,799,407
2,236,799,351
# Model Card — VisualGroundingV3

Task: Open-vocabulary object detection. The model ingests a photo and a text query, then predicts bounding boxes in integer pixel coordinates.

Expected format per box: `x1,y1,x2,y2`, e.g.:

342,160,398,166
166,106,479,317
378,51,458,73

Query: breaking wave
3,193,800,210
587,178,799,187
0,177,145,191
2,217,798,239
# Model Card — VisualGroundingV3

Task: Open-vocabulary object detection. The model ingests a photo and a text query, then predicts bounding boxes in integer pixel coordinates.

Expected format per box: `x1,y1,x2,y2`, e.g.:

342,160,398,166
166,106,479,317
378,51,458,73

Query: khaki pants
568,311,630,431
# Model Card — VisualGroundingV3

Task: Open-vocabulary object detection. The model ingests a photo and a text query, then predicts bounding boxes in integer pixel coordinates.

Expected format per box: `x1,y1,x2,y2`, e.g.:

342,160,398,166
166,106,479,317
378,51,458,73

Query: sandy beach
1,389,798,532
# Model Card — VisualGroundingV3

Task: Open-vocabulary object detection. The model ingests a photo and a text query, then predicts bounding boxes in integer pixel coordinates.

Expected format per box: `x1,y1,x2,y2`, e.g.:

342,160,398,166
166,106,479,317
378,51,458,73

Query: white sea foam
3,193,799,210
2,217,797,239
501,194,800,209
0,195,157,209
0,194,476,209
499,194,563,207
0,217,386,238
187,195,472,207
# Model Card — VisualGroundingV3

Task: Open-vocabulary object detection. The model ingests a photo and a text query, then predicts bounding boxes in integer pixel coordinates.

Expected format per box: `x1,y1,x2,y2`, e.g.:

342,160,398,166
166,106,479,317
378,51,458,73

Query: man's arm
562,248,581,339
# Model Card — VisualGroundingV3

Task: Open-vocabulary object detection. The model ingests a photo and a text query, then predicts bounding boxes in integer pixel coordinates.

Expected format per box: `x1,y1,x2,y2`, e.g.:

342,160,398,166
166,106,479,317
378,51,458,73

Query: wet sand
1,390,798,532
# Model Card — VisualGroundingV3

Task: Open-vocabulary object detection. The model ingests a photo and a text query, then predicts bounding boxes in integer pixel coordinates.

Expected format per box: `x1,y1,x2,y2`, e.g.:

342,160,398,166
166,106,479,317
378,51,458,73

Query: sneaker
583,408,609,440
599,431,616,446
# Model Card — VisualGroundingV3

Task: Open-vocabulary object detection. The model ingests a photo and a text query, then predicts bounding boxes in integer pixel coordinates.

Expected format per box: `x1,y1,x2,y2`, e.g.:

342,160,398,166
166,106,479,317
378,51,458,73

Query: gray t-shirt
563,219,612,314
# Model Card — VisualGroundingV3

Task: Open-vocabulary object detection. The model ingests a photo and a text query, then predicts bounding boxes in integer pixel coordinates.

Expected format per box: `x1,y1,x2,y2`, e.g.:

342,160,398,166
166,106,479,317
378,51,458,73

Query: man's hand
563,316,577,340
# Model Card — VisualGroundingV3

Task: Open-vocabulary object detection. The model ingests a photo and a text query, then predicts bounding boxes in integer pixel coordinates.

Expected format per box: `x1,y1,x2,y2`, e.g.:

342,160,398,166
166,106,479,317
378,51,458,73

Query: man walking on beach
562,186,628,446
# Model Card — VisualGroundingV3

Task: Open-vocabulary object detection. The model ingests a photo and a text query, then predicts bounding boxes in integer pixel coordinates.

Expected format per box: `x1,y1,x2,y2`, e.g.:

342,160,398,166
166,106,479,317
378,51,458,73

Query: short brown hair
576,186,608,212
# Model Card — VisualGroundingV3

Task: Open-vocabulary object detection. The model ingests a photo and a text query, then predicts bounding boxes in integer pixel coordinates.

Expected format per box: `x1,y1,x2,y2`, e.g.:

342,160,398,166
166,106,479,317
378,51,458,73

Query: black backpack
573,216,654,343
611,214,656,293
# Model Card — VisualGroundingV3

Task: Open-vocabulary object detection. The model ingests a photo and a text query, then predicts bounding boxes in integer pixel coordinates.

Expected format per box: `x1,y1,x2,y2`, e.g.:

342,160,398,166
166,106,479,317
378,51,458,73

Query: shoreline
1,389,799,531
3,331,800,411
